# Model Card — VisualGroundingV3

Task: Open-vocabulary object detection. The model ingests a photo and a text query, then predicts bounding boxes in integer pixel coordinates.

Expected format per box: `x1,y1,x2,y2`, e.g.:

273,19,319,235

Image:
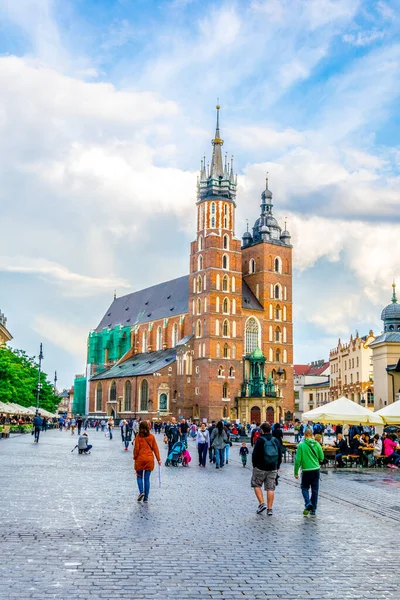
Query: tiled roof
96,275,189,331
370,332,400,346
303,379,330,389
91,348,177,380
96,275,264,331
241,280,263,311
294,362,329,376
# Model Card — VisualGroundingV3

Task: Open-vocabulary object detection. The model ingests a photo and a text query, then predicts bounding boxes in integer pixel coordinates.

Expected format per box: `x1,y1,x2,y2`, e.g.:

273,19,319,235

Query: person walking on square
239,442,249,467
77,416,83,435
294,428,324,516
33,413,43,443
210,421,228,469
196,422,210,467
108,417,114,440
251,423,282,515
70,417,76,435
133,420,161,503
122,419,132,451
166,417,180,453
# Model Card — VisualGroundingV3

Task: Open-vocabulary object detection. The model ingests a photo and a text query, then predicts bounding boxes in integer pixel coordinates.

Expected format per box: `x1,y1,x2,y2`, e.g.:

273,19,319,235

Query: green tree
0,346,57,412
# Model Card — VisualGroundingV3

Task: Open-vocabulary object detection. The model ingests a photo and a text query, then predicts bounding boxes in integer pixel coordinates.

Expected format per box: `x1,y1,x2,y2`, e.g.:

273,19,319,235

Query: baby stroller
165,440,186,467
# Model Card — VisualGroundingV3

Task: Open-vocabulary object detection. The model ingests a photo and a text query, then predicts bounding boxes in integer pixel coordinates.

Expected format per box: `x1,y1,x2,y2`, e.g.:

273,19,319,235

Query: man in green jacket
294,428,324,516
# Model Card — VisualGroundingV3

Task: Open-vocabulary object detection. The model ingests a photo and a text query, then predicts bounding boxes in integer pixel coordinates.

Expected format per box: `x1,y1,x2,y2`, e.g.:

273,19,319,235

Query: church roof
96,275,189,331
91,347,178,380
370,332,400,346
96,275,264,331
242,280,263,311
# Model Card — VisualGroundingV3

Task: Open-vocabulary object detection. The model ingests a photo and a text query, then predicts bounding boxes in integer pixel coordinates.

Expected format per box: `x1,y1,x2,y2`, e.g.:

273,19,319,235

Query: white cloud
0,257,131,297
231,125,304,151
32,315,87,360
343,30,385,46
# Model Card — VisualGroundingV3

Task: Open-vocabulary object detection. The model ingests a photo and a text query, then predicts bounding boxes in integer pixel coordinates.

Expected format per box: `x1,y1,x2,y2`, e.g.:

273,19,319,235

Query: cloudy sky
0,0,399,389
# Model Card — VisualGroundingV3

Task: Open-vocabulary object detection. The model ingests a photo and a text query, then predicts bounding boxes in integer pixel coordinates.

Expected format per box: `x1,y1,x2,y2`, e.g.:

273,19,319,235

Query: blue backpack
263,437,279,467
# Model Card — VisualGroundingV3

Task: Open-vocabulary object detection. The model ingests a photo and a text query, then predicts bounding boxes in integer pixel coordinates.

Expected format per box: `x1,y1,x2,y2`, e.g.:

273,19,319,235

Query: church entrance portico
250,406,261,423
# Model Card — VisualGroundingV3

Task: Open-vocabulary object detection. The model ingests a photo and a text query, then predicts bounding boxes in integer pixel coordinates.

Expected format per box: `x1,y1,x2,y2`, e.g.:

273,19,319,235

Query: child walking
239,442,249,467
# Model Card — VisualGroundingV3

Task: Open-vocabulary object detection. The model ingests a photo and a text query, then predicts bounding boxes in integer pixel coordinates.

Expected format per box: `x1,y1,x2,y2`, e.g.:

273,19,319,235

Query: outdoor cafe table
282,442,297,462
358,446,375,467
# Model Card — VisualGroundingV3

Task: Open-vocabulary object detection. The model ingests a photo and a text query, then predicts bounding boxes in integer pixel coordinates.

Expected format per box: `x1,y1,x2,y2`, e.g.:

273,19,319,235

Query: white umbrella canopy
28,406,56,418
5,402,35,416
302,396,384,425
0,401,14,414
375,400,400,425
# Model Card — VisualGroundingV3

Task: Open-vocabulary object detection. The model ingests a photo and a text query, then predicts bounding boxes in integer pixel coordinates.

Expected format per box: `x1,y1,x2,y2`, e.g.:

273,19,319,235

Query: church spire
210,104,224,177
392,281,397,304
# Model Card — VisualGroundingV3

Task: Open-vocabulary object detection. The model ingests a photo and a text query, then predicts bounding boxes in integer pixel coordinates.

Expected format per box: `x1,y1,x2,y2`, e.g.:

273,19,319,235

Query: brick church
86,107,294,424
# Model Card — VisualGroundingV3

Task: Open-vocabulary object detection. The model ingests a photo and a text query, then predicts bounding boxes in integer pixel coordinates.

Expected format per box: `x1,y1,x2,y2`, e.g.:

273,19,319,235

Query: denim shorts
251,467,277,491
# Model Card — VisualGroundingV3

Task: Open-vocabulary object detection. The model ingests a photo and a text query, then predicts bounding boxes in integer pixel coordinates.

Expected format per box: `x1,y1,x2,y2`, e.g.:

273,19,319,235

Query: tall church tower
188,106,243,421
241,179,294,421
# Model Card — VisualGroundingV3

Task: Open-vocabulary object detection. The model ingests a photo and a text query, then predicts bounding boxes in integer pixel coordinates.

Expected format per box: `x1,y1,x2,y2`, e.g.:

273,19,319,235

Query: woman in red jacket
133,420,161,503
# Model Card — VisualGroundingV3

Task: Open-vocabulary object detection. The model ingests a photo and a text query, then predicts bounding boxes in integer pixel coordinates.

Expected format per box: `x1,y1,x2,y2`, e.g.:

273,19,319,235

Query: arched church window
223,344,229,358
229,366,235,377
197,298,201,314
172,323,178,347
223,405,228,418
198,255,203,271
124,381,132,412
275,327,281,342
222,382,229,399
218,365,224,376
197,276,202,293
222,254,229,270
245,318,259,354
223,319,229,337
249,259,256,274
223,235,229,249
110,380,116,403
142,330,148,353
274,284,280,299
222,275,229,292
216,343,220,358
196,320,202,338
198,235,203,251
96,382,103,412
223,298,229,314
276,349,281,363
274,257,281,273
157,326,162,350
275,305,280,320
140,380,148,412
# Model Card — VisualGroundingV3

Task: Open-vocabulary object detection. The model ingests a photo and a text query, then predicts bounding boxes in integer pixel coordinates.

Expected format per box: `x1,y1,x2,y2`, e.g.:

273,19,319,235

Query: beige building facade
370,284,400,409
0,310,12,346
330,331,375,408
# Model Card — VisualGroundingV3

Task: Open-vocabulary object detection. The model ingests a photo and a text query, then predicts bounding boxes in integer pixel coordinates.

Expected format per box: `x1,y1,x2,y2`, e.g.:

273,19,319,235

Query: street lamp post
36,343,44,413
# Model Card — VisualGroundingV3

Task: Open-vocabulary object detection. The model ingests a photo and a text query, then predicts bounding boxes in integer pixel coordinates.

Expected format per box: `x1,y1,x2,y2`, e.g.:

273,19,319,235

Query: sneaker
310,511,316,516
143,499,148,503
137,493,145,502
256,503,267,515
392,465,399,469
303,504,312,516
216,466,219,469
388,464,394,468
267,509,273,516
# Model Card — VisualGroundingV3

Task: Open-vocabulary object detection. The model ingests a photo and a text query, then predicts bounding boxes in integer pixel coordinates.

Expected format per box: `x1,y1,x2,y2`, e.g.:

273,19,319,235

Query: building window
223,235,228,249
245,317,259,354
223,343,229,358
142,330,148,353
198,255,203,271
276,349,281,363
218,365,224,377
198,235,203,251
96,382,102,412
275,327,281,342
157,326,162,350
196,320,202,338
159,393,168,411
172,323,178,347
274,257,281,273
124,381,132,412
229,366,235,377
211,217,215,228
216,343,220,358
222,382,229,399
223,405,228,418
223,319,229,337
211,202,216,214
197,276,202,293
222,254,229,270
195,387,199,395
275,305,280,320
215,319,220,335
109,380,117,403
222,275,229,292
232,299,236,314
223,298,229,314
140,380,148,412
197,298,201,314
249,259,255,274
274,284,281,299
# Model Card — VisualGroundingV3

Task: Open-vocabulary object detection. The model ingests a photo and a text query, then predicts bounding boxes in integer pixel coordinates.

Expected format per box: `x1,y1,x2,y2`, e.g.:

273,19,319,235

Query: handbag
163,435,168,444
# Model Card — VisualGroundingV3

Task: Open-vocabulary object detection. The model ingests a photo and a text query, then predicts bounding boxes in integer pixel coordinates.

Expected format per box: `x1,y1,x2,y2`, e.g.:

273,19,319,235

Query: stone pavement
0,430,399,599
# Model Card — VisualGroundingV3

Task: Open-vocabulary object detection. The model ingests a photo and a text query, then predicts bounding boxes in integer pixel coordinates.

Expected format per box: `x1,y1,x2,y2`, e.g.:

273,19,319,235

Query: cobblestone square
1,430,400,599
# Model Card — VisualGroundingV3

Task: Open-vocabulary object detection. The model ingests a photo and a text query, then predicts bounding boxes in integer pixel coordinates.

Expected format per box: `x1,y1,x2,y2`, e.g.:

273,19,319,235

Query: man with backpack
294,428,324,516
251,424,262,447
251,422,282,516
